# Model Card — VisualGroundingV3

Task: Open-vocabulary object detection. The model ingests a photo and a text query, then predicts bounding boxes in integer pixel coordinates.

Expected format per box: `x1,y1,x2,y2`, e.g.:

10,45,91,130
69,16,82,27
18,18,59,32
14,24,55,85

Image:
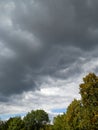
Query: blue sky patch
51,108,66,113
0,113,26,120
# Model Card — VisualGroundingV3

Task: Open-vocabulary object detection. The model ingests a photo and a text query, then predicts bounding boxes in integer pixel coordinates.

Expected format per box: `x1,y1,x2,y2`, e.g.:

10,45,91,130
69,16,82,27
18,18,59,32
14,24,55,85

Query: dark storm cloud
0,0,98,98
12,0,98,49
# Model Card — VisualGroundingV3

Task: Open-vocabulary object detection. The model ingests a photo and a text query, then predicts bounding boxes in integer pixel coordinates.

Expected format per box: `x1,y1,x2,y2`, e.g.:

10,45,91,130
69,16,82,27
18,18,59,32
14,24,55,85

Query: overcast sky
0,0,98,120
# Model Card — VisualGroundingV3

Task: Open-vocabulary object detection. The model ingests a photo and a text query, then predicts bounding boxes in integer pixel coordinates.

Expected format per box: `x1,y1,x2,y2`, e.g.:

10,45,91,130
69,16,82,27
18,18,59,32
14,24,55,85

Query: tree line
0,73,98,130
0,109,50,130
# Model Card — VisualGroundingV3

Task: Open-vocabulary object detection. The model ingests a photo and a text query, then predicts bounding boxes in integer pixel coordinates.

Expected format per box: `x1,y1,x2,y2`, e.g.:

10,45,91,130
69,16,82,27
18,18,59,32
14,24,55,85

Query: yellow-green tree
53,73,98,130
79,73,98,129
53,114,66,130
65,99,82,130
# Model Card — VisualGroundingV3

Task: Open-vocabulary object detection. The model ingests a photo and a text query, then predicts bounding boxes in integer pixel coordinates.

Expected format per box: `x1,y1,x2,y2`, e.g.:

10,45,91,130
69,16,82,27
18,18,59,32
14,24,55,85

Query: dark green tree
7,117,24,130
23,109,49,130
0,120,8,130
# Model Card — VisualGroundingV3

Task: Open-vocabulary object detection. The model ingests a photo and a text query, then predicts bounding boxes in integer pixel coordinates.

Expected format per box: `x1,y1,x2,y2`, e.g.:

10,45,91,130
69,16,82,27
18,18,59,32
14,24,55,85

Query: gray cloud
12,0,98,48
0,0,98,102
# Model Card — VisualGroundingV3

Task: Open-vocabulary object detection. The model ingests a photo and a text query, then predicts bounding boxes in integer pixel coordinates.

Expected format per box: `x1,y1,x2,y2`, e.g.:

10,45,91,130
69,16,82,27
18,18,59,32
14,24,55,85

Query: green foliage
79,73,98,129
0,120,8,130
53,100,83,130
80,73,98,107
53,114,66,130
53,73,98,130
65,99,82,130
40,124,53,130
7,117,24,130
0,110,49,130
23,109,49,130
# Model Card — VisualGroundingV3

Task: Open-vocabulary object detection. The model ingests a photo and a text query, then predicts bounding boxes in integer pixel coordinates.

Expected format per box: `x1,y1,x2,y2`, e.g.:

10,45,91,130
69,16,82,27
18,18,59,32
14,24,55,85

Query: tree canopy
7,117,24,130
23,109,49,130
53,73,98,130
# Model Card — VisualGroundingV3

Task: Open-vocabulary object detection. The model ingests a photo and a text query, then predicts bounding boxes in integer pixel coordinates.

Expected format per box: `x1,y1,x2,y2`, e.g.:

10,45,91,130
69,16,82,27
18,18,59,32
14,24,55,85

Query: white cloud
0,74,81,115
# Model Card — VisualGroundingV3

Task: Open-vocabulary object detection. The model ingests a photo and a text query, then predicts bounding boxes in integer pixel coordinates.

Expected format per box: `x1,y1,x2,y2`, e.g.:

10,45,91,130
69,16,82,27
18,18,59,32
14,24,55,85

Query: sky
0,0,98,120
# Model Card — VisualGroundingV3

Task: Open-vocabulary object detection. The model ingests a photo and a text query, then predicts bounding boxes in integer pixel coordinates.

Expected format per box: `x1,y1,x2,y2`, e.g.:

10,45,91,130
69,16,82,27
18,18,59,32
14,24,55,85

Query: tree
40,124,53,130
7,117,24,130
79,73,98,129
52,73,98,130
53,99,83,130
23,109,49,130
0,120,8,130
53,114,66,130
65,99,83,130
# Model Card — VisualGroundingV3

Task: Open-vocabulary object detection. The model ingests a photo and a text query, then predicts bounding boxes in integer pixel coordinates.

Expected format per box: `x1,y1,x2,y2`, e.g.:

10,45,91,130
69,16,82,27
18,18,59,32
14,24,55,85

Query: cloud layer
0,0,98,118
